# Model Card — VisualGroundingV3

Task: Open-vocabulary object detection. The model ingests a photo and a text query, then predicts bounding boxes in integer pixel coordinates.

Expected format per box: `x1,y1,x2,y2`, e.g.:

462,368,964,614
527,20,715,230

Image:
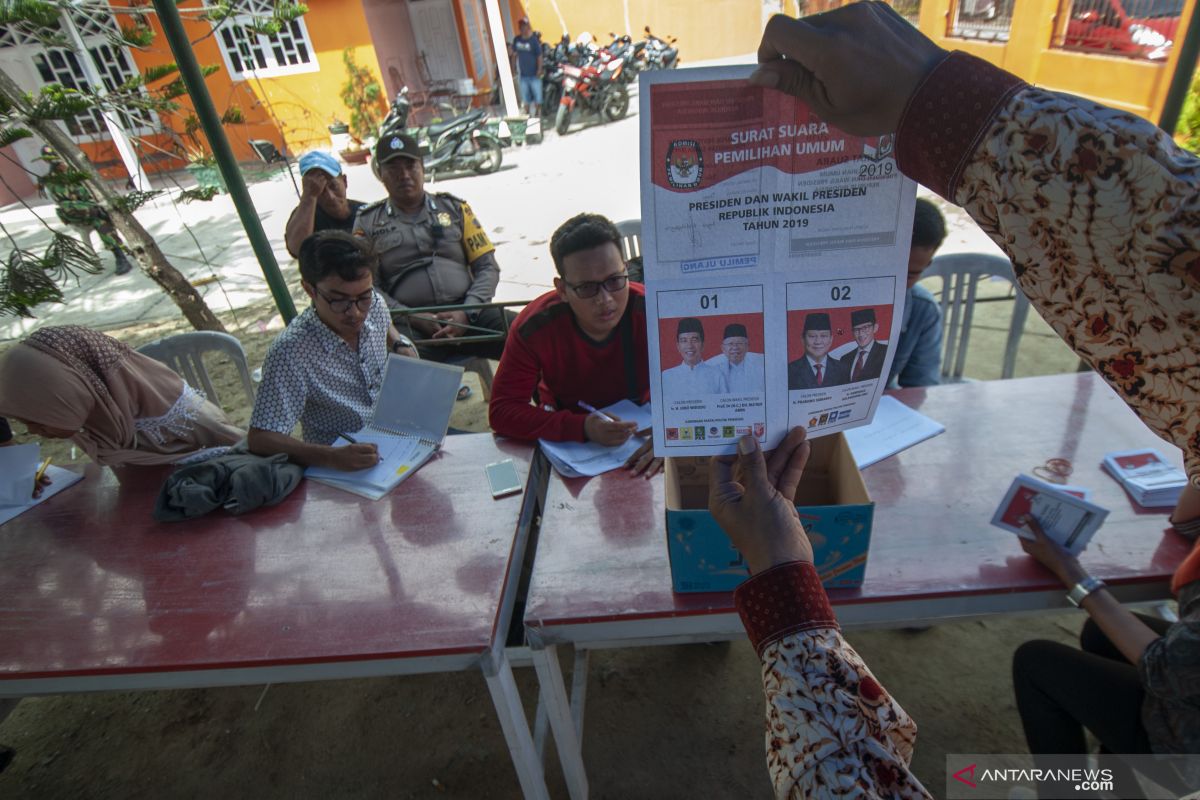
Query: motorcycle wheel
555,104,572,136
602,84,629,122
472,137,503,174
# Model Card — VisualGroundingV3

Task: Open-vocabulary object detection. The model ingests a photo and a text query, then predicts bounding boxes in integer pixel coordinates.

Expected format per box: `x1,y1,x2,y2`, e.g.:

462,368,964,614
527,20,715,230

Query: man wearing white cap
284,151,365,257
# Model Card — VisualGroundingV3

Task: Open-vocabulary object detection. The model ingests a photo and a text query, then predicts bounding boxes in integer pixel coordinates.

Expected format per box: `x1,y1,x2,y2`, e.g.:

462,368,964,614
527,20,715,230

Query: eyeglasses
852,323,876,334
567,273,629,299
316,288,373,314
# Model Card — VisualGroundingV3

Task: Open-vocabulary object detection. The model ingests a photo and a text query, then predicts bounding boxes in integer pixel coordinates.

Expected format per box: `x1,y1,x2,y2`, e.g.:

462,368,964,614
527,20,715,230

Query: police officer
353,133,511,362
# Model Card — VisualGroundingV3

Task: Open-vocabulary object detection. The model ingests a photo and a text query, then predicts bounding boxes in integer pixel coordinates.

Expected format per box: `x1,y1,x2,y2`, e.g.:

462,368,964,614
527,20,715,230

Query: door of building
408,0,468,84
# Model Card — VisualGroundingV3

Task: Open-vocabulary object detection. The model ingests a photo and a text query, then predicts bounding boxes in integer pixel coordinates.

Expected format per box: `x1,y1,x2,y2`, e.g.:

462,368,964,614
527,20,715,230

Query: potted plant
339,48,385,163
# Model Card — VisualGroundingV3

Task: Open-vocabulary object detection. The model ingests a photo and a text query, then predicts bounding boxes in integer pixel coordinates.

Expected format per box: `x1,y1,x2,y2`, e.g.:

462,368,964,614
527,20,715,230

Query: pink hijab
0,326,243,466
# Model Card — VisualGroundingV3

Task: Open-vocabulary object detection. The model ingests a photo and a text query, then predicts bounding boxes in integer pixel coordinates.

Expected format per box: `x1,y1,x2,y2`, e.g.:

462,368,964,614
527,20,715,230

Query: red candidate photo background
785,304,894,362
658,313,765,369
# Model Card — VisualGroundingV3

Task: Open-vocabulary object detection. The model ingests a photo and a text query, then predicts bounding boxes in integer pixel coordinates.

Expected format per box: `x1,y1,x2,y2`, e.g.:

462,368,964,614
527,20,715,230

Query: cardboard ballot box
665,432,874,593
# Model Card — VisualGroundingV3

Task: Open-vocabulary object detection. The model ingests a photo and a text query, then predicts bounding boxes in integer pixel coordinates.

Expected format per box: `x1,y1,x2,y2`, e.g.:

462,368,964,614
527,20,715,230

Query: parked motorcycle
641,26,680,70
554,58,629,135
378,87,503,176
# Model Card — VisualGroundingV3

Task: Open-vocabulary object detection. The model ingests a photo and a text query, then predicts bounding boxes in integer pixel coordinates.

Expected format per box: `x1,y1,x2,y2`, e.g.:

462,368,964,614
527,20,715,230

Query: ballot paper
843,396,945,469
0,442,85,527
991,475,1109,556
539,400,653,478
1102,449,1188,508
640,66,917,457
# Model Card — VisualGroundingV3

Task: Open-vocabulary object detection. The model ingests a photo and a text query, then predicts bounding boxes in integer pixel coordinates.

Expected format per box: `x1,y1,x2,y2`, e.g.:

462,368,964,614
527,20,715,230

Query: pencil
34,457,51,486
338,432,358,444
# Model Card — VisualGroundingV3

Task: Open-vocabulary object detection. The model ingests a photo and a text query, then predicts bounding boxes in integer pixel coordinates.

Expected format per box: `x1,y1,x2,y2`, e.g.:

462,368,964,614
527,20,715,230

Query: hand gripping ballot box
664,432,873,593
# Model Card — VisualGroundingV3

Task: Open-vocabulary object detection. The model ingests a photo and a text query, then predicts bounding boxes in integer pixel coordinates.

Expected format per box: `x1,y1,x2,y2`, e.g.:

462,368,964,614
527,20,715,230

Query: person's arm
709,431,931,799
386,324,419,359
1019,516,1161,665
488,330,634,442
284,170,328,257
0,417,12,446
431,202,501,339
896,295,942,388
247,345,379,470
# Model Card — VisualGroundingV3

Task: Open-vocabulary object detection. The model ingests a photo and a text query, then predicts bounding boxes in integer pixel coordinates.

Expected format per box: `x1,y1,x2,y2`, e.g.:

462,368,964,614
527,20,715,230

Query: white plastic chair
137,331,255,408
615,218,642,264
923,253,1031,382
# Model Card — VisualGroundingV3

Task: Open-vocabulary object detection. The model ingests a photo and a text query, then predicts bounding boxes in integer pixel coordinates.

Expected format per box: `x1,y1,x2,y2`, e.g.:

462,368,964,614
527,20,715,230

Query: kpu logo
666,139,703,188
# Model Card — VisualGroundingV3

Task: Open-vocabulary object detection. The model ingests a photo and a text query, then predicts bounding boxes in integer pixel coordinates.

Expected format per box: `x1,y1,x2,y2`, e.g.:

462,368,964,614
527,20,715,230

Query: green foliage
0,0,60,27
118,21,155,47
0,126,32,147
220,105,244,124
1,233,101,318
340,48,383,141
24,84,93,122
111,190,162,212
179,186,219,203
142,63,180,85
1176,70,1200,156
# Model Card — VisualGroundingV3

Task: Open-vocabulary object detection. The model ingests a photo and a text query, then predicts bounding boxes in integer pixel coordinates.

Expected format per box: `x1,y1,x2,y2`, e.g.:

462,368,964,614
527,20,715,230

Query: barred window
213,12,316,79
33,44,156,139
948,0,1016,42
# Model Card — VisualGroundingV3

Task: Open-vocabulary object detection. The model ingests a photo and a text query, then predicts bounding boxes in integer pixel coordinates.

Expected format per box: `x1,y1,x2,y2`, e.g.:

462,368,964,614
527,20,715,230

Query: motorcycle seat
426,108,485,138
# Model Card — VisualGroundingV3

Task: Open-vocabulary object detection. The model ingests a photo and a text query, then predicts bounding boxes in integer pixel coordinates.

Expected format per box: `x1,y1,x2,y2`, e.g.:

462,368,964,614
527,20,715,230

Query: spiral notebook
305,354,464,500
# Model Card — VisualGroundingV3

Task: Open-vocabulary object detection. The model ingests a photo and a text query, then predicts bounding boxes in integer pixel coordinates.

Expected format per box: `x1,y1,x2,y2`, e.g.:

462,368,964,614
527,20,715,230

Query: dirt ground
0,301,1137,799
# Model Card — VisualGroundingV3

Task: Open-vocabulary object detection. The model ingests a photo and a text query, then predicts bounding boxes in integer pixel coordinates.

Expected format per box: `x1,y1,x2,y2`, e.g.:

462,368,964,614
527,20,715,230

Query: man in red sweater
489,213,661,477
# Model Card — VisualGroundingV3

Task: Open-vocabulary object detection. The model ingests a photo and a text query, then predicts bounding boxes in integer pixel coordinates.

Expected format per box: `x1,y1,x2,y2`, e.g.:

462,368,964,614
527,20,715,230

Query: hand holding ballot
1017,514,1089,589
751,2,947,136
708,428,813,574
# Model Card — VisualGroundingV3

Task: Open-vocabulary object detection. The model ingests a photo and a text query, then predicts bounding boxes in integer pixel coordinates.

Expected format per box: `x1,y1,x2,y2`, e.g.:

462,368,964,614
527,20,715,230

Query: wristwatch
391,334,414,353
1066,576,1106,607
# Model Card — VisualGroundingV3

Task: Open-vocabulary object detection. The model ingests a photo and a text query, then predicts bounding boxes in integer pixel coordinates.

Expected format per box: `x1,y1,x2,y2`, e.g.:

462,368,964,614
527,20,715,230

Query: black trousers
394,306,517,362
1012,614,1172,797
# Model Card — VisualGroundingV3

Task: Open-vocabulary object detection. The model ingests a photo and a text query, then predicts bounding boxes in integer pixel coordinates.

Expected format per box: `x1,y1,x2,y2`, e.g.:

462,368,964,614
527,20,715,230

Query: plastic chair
615,218,642,263
922,252,1031,382
137,331,255,408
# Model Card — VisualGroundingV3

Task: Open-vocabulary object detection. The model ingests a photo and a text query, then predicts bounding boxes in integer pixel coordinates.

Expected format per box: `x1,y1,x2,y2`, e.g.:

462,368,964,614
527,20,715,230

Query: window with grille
1052,0,1182,59
32,43,156,140
213,12,317,79
948,0,1016,41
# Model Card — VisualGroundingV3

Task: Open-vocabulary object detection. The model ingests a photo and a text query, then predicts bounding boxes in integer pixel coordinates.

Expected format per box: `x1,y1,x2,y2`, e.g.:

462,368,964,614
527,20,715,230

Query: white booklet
640,65,917,457
539,400,653,478
0,443,85,527
305,355,463,500
991,474,1109,555
843,395,945,469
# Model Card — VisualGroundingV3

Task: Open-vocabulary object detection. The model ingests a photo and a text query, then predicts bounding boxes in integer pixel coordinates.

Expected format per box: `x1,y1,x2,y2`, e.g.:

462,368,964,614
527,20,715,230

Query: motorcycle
539,36,571,120
377,87,503,176
554,57,629,136
641,26,680,70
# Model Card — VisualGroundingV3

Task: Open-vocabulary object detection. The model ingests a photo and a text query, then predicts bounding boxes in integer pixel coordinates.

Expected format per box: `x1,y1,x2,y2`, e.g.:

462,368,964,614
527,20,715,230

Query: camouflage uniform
39,148,132,275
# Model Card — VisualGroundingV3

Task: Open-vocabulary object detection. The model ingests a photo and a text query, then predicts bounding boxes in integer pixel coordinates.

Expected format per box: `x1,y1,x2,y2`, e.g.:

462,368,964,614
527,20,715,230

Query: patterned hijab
0,325,242,465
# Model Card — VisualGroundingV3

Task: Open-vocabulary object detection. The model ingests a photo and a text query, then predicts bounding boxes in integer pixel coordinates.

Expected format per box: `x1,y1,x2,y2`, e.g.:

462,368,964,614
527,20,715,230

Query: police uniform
353,134,510,361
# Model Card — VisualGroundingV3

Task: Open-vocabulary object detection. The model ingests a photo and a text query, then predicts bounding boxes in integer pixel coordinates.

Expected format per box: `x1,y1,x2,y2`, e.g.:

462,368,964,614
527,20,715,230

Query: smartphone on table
485,459,523,499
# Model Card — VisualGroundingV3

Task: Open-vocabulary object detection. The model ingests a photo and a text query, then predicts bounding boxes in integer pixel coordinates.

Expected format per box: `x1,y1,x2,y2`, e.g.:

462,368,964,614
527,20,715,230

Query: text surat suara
714,122,849,164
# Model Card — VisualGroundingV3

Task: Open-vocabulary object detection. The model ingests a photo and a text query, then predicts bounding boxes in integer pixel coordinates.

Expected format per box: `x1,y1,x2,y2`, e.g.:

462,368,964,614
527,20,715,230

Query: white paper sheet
640,66,917,457
0,465,85,527
539,400,653,478
843,396,945,469
0,442,38,506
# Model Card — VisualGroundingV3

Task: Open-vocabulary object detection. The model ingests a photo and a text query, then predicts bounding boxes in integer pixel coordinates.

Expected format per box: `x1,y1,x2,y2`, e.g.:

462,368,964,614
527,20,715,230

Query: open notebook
305,355,463,500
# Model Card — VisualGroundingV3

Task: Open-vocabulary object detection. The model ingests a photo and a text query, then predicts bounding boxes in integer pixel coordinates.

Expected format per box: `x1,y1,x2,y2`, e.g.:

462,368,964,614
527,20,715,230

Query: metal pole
150,0,297,323
1159,2,1200,134
483,0,520,116
61,7,150,191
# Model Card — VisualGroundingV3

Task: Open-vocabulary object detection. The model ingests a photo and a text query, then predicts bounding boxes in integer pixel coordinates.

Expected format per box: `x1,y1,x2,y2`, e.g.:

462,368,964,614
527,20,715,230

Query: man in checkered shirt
247,231,417,471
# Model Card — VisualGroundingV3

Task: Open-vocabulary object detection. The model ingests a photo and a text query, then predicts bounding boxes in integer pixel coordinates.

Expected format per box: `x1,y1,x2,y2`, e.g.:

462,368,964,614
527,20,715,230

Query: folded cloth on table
154,443,303,521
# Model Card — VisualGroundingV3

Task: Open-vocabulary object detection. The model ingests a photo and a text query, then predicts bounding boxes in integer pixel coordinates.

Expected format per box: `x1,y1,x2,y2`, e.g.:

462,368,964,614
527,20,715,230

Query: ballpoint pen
578,401,617,423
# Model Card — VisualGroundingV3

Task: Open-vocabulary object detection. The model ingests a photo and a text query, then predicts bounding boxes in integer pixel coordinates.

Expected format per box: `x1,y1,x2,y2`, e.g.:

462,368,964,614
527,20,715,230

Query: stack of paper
991,474,1109,555
539,400,653,478
1102,449,1188,508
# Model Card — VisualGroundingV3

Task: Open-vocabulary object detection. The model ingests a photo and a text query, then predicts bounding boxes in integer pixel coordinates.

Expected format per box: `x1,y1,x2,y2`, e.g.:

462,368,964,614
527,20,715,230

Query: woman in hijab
0,325,243,466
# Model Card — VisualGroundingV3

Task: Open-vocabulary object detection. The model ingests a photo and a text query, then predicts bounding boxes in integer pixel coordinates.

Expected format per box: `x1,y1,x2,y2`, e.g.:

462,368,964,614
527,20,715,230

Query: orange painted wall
917,0,1192,120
